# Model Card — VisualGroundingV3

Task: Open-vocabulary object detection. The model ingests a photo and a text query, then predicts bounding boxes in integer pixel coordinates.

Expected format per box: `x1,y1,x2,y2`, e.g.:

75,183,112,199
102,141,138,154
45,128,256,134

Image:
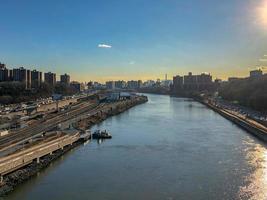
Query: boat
92,130,112,139
80,130,91,141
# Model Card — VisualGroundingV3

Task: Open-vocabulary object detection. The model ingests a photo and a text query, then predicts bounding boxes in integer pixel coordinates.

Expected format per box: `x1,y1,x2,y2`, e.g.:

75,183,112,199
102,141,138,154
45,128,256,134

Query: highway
0,101,105,151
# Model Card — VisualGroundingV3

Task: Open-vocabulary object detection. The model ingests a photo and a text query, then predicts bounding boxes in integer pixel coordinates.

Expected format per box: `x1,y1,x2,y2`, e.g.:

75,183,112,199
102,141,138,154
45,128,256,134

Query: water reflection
239,141,267,200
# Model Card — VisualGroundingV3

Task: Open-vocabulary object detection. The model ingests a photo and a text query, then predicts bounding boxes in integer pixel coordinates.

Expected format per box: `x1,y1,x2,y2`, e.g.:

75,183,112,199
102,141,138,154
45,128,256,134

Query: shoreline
197,99,267,142
0,96,148,196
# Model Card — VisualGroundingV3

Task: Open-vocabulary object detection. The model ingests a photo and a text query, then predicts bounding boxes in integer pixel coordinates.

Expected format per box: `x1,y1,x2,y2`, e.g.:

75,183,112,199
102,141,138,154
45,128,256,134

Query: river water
5,94,267,200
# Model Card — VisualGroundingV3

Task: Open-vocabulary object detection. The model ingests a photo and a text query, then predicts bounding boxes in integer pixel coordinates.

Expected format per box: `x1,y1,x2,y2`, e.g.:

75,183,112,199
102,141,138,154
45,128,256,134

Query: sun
257,0,267,28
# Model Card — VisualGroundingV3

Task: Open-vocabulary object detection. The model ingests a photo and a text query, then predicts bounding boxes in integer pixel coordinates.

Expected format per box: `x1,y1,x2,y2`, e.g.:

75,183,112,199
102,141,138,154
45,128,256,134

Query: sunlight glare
257,0,267,28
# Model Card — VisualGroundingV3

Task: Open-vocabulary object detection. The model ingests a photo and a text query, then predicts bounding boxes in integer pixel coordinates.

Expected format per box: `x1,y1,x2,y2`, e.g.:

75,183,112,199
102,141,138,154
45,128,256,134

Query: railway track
0,102,106,151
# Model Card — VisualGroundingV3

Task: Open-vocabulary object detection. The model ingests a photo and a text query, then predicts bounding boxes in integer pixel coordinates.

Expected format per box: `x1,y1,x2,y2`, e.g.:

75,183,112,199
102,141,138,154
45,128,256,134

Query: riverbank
199,99,267,142
0,95,148,197
0,138,83,196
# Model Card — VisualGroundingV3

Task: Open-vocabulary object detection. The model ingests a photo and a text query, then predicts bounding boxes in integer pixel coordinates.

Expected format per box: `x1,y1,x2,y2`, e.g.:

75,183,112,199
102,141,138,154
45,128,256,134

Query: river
5,94,267,200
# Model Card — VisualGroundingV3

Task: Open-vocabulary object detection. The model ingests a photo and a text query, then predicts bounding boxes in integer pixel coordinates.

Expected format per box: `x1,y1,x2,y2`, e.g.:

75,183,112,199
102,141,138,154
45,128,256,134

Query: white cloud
129,61,135,65
259,58,267,62
98,44,112,48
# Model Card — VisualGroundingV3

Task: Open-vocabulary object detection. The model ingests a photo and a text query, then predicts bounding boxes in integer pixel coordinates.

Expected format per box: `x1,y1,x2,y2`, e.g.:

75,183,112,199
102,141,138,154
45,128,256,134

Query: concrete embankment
200,100,267,142
0,95,148,196
0,138,83,196
74,96,148,130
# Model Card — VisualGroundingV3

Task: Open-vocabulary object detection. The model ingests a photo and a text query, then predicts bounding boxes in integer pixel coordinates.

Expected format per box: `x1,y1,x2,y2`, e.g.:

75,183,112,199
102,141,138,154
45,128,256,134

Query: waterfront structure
12,67,31,89
250,69,263,78
106,81,115,90
31,70,42,88
44,72,56,86
60,73,70,85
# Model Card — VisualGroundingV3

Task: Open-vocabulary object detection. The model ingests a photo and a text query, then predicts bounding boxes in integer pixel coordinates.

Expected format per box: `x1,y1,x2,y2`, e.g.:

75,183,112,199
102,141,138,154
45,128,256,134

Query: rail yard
0,92,148,195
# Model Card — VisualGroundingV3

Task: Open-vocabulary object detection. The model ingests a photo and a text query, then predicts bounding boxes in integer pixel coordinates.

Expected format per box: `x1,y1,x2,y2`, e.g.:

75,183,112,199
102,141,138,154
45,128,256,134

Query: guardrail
0,132,80,182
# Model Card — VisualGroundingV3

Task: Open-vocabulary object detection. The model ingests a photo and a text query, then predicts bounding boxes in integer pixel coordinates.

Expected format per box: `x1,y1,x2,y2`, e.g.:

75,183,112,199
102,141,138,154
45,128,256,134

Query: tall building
31,70,42,88
0,64,12,82
106,81,115,90
250,69,263,78
12,67,31,89
173,75,183,92
183,72,197,90
60,73,70,85
196,73,212,90
172,72,213,93
0,63,6,69
44,72,56,86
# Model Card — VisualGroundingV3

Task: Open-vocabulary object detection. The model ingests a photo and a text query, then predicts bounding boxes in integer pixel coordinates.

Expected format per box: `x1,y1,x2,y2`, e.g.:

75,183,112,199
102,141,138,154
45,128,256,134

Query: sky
1,0,267,82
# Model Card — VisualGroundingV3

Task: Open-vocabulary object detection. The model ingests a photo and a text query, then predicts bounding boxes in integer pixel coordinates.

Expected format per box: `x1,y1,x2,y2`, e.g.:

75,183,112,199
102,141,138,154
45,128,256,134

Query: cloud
98,44,112,48
259,58,267,62
129,61,135,65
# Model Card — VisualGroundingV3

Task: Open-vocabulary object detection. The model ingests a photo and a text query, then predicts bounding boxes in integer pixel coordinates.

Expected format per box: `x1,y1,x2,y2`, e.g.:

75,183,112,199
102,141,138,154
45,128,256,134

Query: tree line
218,76,267,111
0,82,76,104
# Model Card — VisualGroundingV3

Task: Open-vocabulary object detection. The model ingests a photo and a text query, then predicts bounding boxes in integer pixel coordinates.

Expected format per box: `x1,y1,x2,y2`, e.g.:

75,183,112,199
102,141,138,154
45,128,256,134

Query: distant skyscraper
13,67,31,89
60,73,70,85
31,70,42,88
44,72,56,86
0,64,12,82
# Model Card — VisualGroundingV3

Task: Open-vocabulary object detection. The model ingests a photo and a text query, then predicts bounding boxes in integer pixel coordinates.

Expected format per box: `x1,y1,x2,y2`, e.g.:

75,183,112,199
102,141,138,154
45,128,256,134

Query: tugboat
92,130,112,139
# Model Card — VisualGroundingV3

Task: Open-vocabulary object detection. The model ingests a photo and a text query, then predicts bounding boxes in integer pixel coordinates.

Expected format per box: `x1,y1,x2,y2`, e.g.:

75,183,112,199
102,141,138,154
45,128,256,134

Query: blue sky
1,0,267,82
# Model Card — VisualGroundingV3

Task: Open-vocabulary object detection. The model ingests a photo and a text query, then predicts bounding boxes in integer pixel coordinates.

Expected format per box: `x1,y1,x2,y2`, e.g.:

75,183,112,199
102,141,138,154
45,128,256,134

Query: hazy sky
1,0,267,82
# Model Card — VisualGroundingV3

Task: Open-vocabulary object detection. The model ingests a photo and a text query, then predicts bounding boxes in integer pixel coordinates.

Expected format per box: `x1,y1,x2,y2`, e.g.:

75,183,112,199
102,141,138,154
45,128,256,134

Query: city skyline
1,0,267,81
